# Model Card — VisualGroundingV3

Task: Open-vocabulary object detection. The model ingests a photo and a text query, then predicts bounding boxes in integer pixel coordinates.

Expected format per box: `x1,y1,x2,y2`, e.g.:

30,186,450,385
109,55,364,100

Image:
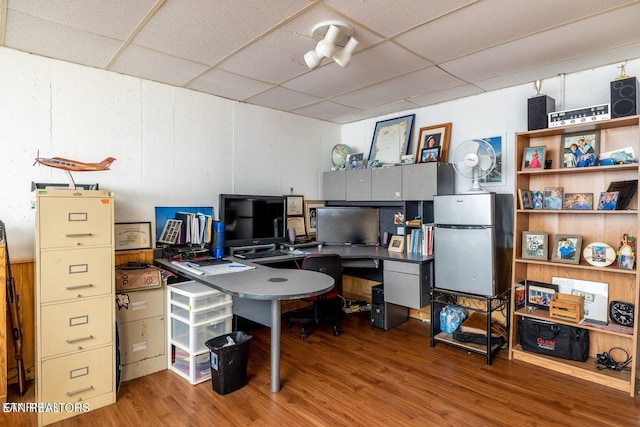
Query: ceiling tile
188,68,274,101
291,100,361,121
5,10,123,68
331,66,466,110
111,45,208,87
131,0,311,65
245,86,322,111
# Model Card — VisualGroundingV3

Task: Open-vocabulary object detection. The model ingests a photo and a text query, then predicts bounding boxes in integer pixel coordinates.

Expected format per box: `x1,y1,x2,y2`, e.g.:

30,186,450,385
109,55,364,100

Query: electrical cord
596,347,632,371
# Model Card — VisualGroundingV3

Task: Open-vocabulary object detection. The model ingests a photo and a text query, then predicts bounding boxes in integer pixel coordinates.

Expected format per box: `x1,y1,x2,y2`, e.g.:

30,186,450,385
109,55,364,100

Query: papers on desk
171,261,255,276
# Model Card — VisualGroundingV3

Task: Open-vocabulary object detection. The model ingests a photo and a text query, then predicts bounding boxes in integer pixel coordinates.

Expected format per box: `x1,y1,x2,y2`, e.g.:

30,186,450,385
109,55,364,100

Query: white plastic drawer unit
37,195,114,249
170,314,232,354
168,281,231,310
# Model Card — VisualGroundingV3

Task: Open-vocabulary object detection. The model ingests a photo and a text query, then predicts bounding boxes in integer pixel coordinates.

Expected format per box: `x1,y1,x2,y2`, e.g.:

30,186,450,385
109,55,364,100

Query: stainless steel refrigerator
433,193,513,296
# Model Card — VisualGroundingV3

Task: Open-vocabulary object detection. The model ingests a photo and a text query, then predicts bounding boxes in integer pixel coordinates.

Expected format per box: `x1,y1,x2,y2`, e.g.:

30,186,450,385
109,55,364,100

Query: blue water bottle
212,220,225,259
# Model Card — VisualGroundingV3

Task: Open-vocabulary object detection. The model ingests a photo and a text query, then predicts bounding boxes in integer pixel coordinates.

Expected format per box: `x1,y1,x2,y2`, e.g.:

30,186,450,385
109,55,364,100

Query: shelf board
513,308,634,337
517,163,638,176
510,346,633,395
516,115,640,138
434,332,502,354
516,209,637,214
514,258,637,275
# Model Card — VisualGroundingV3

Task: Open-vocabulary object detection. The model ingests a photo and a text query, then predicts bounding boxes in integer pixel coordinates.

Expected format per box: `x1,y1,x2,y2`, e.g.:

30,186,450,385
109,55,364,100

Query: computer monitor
316,207,379,245
219,194,286,250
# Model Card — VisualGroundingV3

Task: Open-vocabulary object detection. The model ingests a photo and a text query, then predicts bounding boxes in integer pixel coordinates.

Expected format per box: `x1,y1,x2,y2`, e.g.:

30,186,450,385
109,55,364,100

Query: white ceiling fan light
333,37,359,68
315,24,340,58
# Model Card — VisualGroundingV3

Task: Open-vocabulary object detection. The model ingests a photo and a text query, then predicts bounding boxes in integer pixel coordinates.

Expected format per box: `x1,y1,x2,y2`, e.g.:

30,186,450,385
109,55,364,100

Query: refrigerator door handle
436,225,492,230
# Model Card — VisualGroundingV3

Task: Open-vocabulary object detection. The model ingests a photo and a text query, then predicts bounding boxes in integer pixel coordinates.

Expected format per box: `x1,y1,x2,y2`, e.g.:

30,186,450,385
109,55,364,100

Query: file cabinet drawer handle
66,385,94,397
65,335,93,344
65,233,93,237
65,284,93,290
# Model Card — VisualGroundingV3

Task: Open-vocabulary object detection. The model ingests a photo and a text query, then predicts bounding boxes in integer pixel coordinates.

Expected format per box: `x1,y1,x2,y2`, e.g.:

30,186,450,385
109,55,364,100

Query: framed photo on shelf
388,235,405,253
345,153,364,170
522,146,545,170
563,193,593,210
543,187,564,210
522,231,548,260
518,189,532,209
367,114,415,167
551,234,582,264
530,190,543,209
479,134,506,186
560,131,599,168
304,200,324,237
525,280,559,310
414,122,452,163
420,147,440,163
597,191,619,210
607,180,637,210
286,195,304,216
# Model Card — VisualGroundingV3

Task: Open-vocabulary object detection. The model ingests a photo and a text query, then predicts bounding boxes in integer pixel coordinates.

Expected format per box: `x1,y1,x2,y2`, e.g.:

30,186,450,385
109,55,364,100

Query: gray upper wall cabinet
322,163,454,202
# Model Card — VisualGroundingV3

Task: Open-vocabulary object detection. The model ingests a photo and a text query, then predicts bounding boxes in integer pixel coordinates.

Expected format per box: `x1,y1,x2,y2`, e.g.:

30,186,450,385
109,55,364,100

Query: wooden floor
4,312,640,427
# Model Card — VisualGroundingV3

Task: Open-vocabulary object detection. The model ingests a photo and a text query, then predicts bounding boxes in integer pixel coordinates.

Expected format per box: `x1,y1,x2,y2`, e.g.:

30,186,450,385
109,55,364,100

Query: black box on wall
611,77,639,118
527,95,555,131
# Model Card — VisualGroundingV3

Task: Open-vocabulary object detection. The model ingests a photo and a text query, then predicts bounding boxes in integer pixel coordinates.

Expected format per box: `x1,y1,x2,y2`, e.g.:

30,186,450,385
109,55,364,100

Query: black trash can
205,331,252,395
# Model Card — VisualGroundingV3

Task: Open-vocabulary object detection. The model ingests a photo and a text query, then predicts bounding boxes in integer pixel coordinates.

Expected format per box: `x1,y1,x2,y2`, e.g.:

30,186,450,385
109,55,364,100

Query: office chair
287,253,343,339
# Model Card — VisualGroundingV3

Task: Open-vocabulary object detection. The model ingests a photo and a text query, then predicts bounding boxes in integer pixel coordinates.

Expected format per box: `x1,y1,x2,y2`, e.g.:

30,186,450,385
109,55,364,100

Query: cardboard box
116,265,163,292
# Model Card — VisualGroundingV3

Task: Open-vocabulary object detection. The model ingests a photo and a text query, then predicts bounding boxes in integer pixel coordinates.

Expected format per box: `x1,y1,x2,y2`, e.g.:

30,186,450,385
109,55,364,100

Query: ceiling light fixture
304,20,358,70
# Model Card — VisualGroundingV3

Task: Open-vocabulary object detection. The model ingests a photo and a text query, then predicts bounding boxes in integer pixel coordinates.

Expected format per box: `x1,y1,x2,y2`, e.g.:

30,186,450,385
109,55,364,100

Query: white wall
342,58,640,194
1,45,637,259
0,47,339,259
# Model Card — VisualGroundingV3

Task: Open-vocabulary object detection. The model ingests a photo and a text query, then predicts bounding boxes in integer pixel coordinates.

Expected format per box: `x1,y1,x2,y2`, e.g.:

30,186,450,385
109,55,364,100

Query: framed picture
543,187,564,210
115,222,152,251
345,153,364,170
367,114,415,167
286,216,306,237
286,195,304,216
530,190,543,209
388,235,405,253
599,146,637,166
525,280,559,310
522,231,548,260
479,134,506,186
607,180,637,210
517,189,532,209
304,200,324,236
552,234,583,264
522,146,545,170
414,122,452,163
563,193,593,210
420,147,440,163
560,131,599,168
597,191,619,210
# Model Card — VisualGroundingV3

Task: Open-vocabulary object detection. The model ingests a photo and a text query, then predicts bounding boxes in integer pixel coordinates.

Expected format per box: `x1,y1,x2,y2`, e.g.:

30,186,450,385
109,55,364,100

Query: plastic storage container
205,331,253,395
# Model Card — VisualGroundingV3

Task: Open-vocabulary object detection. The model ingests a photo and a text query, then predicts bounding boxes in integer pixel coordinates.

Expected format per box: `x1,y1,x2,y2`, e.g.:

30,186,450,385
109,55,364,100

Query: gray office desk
155,258,334,392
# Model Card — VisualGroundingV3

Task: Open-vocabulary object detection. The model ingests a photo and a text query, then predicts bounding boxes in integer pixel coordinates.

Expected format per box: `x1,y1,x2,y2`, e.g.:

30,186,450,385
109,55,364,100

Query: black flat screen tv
219,194,287,249
316,207,379,245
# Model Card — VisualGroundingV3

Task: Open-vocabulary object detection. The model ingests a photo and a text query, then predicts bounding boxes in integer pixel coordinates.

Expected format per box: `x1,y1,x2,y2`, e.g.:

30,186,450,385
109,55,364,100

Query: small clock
609,301,634,326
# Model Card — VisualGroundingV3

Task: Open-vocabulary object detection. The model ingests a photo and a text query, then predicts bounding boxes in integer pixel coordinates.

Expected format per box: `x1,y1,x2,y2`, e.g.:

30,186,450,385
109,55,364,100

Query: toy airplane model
34,154,116,189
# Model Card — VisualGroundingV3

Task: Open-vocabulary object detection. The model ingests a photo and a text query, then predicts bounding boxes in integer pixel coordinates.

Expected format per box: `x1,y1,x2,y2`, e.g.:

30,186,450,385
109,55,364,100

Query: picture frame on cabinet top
415,122,451,163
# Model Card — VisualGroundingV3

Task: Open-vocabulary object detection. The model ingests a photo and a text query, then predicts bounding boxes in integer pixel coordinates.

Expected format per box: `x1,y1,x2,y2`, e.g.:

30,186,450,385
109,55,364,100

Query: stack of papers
171,261,254,276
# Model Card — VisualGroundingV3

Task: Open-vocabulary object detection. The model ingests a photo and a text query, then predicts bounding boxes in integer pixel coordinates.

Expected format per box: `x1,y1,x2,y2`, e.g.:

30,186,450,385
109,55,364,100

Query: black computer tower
371,284,408,330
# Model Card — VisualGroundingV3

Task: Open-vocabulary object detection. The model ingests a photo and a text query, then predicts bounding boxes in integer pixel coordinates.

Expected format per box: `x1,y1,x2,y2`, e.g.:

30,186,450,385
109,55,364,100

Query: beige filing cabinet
34,189,115,426
116,285,167,382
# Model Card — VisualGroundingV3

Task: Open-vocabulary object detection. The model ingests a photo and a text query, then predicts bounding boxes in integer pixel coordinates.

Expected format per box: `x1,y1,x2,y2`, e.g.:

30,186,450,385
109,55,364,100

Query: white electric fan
452,139,497,193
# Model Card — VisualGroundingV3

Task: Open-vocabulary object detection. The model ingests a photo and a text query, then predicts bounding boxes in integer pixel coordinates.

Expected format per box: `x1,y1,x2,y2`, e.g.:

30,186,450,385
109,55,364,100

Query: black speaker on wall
527,95,555,131
610,77,638,118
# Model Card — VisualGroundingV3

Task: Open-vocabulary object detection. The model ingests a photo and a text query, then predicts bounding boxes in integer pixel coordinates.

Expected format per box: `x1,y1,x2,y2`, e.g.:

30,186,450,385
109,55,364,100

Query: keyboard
235,250,286,260
187,257,232,266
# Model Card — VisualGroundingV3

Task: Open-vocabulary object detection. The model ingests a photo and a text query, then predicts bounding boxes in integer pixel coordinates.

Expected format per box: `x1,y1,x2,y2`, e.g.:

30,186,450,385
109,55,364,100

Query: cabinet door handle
66,385,94,397
65,284,93,290
65,335,93,344
65,233,93,237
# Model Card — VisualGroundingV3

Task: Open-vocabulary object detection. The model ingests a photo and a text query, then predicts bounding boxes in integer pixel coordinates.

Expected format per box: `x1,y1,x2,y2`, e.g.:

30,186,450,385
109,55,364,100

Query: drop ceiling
2,0,639,124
